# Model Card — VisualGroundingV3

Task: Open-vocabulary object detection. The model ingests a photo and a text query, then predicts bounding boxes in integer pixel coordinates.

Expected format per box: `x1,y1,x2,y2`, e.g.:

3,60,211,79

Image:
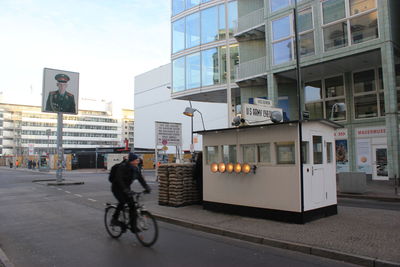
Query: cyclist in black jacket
111,153,151,232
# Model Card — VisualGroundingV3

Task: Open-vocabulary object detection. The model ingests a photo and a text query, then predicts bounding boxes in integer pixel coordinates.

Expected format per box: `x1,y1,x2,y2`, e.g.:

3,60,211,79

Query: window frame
276,142,296,165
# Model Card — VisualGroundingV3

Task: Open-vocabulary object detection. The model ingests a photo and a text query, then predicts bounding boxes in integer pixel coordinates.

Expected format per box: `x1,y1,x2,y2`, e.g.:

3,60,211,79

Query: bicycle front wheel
135,210,158,247
104,206,124,239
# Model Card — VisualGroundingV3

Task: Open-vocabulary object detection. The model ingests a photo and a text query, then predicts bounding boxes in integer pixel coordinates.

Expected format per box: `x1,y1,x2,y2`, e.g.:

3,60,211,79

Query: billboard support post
56,112,63,183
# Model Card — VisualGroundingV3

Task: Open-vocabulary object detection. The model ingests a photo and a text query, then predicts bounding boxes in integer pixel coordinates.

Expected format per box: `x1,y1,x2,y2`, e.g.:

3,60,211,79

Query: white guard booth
197,119,342,224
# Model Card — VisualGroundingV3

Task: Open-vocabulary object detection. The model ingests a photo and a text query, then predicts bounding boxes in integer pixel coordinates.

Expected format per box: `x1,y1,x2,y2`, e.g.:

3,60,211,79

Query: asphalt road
0,168,363,267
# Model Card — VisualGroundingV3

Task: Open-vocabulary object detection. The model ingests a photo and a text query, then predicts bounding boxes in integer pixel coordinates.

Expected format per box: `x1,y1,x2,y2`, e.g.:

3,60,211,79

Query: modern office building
121,109,135,146
171,0,399,181
0,99,127,157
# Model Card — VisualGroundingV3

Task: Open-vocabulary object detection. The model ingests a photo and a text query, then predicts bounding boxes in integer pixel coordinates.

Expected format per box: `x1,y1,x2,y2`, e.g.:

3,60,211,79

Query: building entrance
372,145,388,180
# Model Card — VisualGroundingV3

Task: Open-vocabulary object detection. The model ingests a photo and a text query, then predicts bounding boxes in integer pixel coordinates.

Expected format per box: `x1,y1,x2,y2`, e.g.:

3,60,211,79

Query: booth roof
194,119,343,135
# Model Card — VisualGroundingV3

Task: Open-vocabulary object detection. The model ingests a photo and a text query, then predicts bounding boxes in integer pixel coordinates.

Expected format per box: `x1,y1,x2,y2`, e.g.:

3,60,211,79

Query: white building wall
134,63,228,152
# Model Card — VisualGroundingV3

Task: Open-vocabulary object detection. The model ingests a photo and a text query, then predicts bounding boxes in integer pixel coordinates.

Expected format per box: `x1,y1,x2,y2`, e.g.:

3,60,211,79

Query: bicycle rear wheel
135,210,158,247
104,206,124,238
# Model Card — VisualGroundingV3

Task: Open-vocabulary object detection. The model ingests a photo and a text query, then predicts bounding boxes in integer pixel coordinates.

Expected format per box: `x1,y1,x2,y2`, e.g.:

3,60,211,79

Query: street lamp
183,107,206,131
330,103,346,121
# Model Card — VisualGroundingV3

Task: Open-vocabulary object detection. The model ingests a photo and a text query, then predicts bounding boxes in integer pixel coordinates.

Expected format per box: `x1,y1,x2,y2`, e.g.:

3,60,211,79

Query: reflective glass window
354,70,375,93
379,92,385,116
322,0,345,24
325,76,344,97
186,0,200,9
305,102,324,119
223,145,237,163
219,46,227,83
230,44,239,81
172,57,185,92
258,144,271,163
326,100,346,121
243,144,256,163
350,0,376,15
206,146,219,164
272,16,291,41
323,22,348,51
354,94,378,118
305,80,323,102
276,142,295,164
270,0,290,12
186,12,200,48
299,32,315,57
313,136,323,164
350,11,378,44
172,0,185,16
218,4,226,40
202,0,212,2
172,18,185,53
228,1,238,38
273,39,292,64
201,48,219,87
201,6,218,44
298,8,313,33
186,52,201,89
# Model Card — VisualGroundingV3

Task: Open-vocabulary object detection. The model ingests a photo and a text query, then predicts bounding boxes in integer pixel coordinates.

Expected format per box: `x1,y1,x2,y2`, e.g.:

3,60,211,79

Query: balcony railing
236,8,265,35
236,56,267,82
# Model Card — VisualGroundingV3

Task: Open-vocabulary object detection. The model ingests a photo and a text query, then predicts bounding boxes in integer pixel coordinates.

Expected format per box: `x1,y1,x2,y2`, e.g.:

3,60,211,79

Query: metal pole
293,1,305,213
56,112,63,183
95,147,98,172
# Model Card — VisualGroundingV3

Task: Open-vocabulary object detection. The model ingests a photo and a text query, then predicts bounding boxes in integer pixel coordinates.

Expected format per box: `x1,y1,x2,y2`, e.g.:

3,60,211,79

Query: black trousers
112,190,137,227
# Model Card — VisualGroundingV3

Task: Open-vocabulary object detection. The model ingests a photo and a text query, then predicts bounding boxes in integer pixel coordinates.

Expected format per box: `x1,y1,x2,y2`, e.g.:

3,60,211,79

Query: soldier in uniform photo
45,74,76,113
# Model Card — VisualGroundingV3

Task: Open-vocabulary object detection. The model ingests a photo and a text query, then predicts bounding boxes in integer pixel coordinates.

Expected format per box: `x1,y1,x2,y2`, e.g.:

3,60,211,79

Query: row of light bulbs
210,162,256,174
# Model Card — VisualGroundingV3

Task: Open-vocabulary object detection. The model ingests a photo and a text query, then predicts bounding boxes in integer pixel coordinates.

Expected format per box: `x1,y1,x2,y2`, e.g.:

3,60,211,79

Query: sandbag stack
157,163,200,207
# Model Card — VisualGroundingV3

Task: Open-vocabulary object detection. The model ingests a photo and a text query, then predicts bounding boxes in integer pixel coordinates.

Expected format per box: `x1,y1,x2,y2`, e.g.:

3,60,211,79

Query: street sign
190,144,194,153
155,122,182,146
242,103,283,124
162,139,168,145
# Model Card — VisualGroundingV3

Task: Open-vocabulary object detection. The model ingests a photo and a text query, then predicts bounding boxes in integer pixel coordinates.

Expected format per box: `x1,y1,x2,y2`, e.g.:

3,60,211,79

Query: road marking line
88,198,97,202
65,191,71,194
57,188,62,191
74,194,82,197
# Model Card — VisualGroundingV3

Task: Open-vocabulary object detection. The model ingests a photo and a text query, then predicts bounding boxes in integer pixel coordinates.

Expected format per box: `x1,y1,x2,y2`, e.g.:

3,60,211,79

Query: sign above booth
242,103,283,125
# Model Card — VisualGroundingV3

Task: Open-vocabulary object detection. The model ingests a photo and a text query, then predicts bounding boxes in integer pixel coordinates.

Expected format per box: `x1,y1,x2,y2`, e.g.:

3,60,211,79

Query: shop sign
242,103,282,124
355,126,386,138
334,128,348,139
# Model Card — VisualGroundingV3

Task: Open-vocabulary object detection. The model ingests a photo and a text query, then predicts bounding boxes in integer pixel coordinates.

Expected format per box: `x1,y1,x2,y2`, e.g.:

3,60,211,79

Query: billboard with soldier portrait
42,68,79,114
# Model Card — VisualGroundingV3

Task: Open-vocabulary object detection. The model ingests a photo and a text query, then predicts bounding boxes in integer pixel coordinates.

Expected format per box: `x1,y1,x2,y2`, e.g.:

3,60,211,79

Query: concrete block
338,172,367,194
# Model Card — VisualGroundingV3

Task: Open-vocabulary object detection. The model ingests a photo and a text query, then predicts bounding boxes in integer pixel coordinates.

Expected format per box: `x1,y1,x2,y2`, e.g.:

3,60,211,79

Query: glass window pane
350,11,378,44
299,32,315,57
305,102,324,119
219,4,226,40
172,18,185,53
353,69,375,93
173,0,185,16
206,146,219,164
219,46,227,83
223,145,237,163
327,142,333,163
305,80,322,102
243,144,256,163
202,0,212,2
201,48,219,86
201,6,218,44
277,143,295,164
270,0,290,12
326,99,346,121
230,44,239,81
298,8,313,33
186,12,200,48
379,92,385,116
228,1,238,38
186,0,200,9
258,144,271,163
302,141,309,164
322,0,345,24
354,94,378,118
273,39,292,65
325,76,344,97
324,22,348,51
313,136,323,164
350,0,376,15
172,57,185,92
272,16,291,40
378,68,384,90
186,52,201,89
396,64,400,88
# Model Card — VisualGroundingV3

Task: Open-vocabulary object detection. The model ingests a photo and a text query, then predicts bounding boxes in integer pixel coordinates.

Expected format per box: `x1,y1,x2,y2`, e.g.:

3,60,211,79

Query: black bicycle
104,191,158,247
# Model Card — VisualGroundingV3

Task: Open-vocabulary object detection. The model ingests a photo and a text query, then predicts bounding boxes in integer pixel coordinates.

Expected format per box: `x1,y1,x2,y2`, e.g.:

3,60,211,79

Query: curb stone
153,214,400,267
0,247,14,267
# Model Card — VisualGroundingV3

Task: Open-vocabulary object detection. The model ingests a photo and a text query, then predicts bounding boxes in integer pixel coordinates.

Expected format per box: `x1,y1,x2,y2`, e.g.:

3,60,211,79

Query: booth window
302,141,309,164
313,136,323,164
242,144,256,163
327,142,333,163
258,143,271,163
276,142,295,164
206,146,219,164
222,145,237,163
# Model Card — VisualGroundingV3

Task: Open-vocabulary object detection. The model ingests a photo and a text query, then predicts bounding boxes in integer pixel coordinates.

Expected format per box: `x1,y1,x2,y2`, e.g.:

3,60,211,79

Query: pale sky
0,0,171,109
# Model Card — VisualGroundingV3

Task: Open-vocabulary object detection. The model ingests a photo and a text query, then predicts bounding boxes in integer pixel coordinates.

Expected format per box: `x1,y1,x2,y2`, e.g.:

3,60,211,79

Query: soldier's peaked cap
55,74,70,83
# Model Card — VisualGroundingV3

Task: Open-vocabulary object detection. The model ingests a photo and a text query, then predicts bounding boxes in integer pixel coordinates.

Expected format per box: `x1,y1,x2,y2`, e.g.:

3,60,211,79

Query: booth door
311,135,326,203
372,145,388,180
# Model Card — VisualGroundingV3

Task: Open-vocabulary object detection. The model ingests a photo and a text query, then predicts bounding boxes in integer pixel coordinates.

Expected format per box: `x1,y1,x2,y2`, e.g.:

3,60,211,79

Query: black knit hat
128,153,138,162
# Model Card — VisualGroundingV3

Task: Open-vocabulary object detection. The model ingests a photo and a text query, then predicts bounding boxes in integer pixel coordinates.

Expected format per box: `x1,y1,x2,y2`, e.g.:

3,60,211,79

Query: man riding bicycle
111,153,151,232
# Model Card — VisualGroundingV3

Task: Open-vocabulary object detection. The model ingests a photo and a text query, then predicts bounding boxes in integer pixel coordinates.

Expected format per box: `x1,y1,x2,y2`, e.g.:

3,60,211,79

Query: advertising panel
356,139,372,174
42,68,79,114
335,139,349,172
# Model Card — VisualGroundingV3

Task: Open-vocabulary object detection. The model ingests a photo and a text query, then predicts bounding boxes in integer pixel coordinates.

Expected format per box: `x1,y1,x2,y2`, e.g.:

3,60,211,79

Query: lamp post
183,106,206,157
